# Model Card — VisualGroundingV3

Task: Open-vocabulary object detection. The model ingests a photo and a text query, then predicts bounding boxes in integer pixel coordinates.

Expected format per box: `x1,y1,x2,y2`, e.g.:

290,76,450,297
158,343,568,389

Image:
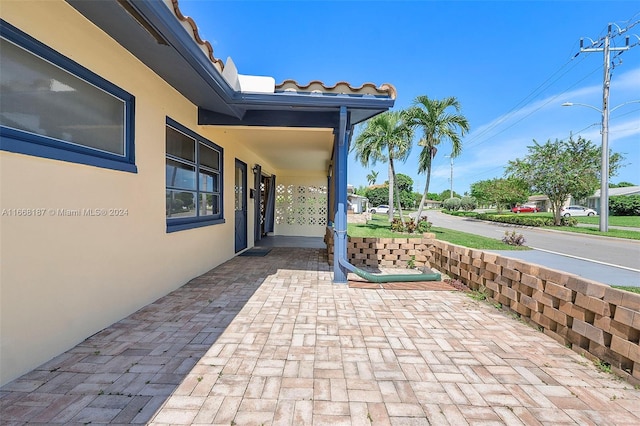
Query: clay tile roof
276,80,397,99
168,0,395,99
168,0,225,73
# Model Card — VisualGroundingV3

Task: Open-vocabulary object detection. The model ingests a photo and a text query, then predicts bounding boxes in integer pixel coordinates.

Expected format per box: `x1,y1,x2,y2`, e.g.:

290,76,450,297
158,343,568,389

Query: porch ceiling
217,126,334,173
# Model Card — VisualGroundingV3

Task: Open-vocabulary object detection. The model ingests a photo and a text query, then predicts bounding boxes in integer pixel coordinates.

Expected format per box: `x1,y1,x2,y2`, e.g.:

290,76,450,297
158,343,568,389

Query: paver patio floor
1,248,639,425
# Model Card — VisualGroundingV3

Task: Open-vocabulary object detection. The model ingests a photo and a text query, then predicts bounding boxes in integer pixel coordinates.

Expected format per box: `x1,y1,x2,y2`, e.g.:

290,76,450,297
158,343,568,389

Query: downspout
338,258,441,283
331,107,441,284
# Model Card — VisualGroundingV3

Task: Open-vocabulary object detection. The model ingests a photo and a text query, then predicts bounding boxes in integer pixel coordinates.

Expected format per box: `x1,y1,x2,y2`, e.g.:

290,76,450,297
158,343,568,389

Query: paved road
423,210,640,287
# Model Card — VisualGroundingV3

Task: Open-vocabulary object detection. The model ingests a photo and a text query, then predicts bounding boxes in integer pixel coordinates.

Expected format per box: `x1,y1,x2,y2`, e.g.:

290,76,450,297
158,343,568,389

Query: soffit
216,126,334,173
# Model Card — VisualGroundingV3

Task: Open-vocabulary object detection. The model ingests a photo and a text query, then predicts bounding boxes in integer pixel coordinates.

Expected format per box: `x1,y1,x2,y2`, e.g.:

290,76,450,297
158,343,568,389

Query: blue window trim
0,19,136,173
166,117,224,233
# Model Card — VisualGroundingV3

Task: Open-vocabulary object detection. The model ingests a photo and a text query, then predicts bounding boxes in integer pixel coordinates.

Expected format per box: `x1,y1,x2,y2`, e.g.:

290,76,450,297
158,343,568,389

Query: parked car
560,205,597,217
370,205,389,214
511,204,539,213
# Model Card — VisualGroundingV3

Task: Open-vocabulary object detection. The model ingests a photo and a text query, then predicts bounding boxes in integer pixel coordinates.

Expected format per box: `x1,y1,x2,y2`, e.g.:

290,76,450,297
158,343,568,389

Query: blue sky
179,1,640,195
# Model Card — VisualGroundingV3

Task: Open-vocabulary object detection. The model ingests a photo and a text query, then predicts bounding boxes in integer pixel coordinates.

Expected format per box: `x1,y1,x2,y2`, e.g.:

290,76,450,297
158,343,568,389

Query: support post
333,106,349,283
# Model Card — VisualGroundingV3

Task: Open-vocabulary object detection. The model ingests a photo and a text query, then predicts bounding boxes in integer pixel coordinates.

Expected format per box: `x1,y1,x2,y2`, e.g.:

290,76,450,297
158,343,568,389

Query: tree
395,174,415,209
470,178,529,212
352,111,413,224
610,181,635,188
354,185,368,196
426,192,441,201
460,196,478,211
405,95,470,220
365,186,389,207
505,136,624,225
394,173,414,193
443,197,461,211
366,170,379,186
438,189,461,200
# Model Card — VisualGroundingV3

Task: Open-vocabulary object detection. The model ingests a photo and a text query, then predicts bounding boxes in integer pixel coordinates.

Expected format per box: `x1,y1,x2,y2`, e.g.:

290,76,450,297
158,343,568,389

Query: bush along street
443,210,578,227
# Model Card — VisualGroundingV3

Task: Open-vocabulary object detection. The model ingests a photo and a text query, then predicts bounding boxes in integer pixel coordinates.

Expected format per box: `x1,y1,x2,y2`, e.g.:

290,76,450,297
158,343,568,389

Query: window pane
166,159,196,190
166,190,196,218
199,169,219,192
0,38,125,155
199,193,219,216
166,126,195,162
199,143,219,170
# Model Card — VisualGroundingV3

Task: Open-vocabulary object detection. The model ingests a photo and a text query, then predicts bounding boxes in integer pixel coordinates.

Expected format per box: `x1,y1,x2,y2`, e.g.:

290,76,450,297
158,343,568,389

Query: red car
511,204,539,213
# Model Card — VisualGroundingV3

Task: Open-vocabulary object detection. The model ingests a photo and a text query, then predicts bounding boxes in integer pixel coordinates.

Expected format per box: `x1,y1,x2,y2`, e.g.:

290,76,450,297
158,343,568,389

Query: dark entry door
235,159,247,253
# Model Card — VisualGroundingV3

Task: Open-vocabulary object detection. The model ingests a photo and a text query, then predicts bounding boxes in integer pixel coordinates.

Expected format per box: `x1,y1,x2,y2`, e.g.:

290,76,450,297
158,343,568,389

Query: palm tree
352,111,413,223
405,96,470,220
366,170,379,186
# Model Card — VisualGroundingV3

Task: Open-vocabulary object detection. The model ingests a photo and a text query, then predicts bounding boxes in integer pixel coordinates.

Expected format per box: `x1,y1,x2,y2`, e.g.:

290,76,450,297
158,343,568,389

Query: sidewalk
2,248,639,425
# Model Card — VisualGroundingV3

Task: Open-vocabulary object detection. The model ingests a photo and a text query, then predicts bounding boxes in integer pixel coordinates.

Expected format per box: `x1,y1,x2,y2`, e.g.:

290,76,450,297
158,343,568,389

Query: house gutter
126,1,395,120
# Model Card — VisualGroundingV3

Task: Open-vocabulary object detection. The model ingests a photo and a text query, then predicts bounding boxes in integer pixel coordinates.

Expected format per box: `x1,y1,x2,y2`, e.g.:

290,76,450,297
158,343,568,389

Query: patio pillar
333,106,349,283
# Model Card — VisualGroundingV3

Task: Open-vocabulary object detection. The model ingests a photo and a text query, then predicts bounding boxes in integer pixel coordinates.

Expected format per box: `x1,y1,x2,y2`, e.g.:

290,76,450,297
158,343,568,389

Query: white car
560,205,597,217
369,205,390,214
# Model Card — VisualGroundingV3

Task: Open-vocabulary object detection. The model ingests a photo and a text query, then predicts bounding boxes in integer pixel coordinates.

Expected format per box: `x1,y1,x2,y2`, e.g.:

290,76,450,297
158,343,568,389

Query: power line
462,16,639,151
462,56,589,147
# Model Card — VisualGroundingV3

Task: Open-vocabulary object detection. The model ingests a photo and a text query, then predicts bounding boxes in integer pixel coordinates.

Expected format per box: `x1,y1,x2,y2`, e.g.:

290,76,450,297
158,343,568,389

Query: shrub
443,197,461,211
460,196,478,211
390,217,431,234
502,231,526,246
404,218,417,233
475,213,557,227
560,216,578,227
390,218,405,233
417,216,432,233
609,195,640,216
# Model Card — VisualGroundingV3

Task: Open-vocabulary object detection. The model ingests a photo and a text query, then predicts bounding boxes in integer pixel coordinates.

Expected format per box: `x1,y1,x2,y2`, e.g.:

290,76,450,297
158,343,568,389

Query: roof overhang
66,0,394,124
65,0,395,171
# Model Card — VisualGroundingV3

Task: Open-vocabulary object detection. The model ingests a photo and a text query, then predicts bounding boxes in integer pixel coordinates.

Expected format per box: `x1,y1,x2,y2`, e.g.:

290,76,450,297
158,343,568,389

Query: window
0,20,135,172
166,118,223,232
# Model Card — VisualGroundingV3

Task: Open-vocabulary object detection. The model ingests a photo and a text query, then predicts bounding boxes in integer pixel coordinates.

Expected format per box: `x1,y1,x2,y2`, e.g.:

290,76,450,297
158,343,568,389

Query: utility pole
449,156,454,199
445,155,454,199
578,23,633,232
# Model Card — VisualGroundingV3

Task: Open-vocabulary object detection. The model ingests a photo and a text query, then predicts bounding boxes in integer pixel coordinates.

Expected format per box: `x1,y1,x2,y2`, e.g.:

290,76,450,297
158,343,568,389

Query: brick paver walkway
1,248,639,425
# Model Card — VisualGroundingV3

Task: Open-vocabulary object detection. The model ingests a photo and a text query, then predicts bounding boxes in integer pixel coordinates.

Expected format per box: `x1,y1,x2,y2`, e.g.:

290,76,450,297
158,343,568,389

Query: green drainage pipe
339,258,441,283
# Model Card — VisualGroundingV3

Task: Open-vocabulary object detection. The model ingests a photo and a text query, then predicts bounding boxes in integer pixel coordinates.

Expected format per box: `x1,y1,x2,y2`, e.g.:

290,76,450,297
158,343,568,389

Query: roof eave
66,0,394,126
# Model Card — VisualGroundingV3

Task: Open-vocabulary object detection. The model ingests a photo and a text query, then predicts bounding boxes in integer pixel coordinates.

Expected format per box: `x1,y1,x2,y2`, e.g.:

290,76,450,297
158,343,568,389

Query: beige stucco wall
0,0,271,385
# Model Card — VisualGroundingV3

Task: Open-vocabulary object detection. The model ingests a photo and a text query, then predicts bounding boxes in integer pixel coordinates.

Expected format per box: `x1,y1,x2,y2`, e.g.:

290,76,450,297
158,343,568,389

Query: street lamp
562,99,640,232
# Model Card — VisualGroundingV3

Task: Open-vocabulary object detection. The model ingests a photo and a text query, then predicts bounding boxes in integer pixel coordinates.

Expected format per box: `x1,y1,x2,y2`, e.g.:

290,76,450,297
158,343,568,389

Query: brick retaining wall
325,230,640,383
430,240,640,383
325,228,436,268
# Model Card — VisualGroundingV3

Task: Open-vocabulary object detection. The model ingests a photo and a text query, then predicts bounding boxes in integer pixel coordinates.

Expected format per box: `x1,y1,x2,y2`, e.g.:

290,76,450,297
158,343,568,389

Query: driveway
1,248,638,425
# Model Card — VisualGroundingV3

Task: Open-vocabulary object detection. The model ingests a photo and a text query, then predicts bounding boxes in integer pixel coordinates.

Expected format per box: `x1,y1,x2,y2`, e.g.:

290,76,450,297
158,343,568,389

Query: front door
235,159,247,252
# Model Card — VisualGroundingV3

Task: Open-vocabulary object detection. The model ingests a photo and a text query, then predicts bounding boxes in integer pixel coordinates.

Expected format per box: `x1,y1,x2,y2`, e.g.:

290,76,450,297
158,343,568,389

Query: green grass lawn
541,225,640,240
347,215,419,238
612,286,640,294
430,227,530,250
348,215,529,250
469,211,640,240
573,215,640,227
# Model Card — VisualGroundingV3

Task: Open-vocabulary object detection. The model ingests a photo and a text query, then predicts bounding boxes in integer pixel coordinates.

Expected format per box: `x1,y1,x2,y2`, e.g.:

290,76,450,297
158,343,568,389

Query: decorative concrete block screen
430,240,640,383
325,232,640,383
275,178,327,237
